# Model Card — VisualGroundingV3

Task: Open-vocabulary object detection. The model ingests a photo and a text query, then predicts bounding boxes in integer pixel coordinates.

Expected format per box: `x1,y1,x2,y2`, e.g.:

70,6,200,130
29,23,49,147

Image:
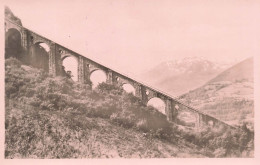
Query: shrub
5,57,22,68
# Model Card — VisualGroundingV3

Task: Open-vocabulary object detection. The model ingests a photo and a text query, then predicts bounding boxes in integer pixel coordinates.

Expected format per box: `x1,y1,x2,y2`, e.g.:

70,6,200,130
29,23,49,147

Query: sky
3,0,260,75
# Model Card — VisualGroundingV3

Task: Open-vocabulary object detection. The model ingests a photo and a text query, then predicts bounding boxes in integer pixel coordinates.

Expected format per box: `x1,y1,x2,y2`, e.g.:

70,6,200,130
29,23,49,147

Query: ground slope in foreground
5,58,253,158
6,102,204,158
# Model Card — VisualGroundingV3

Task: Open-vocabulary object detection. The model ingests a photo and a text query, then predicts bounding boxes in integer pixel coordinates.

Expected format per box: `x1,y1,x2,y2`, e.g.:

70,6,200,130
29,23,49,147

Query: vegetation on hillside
179,80,254,129
5,58,254,158
179,58,254,129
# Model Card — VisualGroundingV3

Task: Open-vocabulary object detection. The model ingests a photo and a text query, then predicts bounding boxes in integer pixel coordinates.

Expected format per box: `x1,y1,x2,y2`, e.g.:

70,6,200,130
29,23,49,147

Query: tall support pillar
21,29,28,51
134,84,148,104
84,63,91,84
106,69,113,84
195,113,203,131
135,84,142,100
78,56,85,83
54,45,62,76
140,86,148,104
49,42,57,76
166,99,173,121
172,102,180,123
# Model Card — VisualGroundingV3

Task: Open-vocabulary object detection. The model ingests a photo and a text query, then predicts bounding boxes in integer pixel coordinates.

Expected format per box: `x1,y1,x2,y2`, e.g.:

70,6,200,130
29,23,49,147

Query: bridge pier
195,113,203,130
48,42,57,76
134,84,143,100
140,86,148,104
21,29,28,50
165,99,173,121
106,69,114,84
78,56,85,83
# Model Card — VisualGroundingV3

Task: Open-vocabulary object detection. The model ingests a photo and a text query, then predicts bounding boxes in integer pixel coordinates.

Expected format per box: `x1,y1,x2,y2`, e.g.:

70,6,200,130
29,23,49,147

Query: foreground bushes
179,122,254,157
5,58,173,140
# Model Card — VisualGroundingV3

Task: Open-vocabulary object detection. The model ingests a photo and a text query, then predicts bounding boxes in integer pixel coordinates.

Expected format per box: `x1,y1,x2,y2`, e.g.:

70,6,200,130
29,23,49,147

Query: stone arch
61,54,79,81
145,88,162,102
29,41,50,72
5,20,22,34
90,69,107,88
32,36,51,46
5,28,22,59
147,97,166,115
115,76,136,95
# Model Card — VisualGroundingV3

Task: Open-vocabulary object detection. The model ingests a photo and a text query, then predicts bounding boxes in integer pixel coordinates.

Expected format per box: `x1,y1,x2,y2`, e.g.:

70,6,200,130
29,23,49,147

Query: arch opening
122,83,135,95
147,97,166,115
29,42,49,71
5,28,22,59
90,70,107,88
39,43,50,52
62,56,78,82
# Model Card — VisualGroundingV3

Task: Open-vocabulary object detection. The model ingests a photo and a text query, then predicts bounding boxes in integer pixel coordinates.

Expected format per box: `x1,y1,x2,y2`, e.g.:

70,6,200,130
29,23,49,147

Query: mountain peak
138,56,233,95
162,56,229,75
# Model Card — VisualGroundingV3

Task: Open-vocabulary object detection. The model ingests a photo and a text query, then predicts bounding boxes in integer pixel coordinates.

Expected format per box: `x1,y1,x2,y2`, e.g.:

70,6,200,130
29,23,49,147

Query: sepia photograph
1,0,260,162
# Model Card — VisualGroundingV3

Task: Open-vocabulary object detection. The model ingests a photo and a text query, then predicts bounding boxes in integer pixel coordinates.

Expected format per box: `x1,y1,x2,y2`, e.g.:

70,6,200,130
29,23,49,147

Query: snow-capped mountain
138,56,234,96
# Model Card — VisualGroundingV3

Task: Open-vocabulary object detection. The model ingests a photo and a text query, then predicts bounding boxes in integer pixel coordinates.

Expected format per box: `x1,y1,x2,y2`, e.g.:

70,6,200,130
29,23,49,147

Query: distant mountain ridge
207,57,253,84
138,56,234,96
179,57,254,128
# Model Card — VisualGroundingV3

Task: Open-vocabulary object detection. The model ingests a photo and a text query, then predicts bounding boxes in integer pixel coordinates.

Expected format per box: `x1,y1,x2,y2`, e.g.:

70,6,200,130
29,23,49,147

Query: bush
180,123,254,157
5,57,22,68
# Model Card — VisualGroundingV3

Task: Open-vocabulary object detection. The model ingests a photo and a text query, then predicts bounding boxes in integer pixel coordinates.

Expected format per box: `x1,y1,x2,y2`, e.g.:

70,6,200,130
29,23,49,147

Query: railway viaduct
5,18,233,130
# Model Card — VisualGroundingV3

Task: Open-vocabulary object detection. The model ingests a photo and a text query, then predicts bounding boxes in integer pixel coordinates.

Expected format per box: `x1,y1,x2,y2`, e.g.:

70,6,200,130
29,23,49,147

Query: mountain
138,56,233,96
208,57,253,83
179,57,254,128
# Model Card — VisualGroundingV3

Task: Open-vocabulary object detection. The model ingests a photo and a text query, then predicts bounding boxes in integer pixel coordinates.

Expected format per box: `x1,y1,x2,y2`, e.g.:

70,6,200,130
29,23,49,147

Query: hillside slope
5,58,254,158
180,57,254,128
4,58,205,158
6,101,203,158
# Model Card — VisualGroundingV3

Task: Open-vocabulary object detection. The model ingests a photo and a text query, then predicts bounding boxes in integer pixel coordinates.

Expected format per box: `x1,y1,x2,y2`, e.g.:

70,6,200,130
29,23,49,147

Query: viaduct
5,18,234,130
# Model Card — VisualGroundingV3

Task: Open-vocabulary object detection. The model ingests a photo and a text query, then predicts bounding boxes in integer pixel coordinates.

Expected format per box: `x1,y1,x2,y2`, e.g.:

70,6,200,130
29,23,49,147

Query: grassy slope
5,102,203,158
5,58,254,158
179,57,254,128
5,58,204,158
